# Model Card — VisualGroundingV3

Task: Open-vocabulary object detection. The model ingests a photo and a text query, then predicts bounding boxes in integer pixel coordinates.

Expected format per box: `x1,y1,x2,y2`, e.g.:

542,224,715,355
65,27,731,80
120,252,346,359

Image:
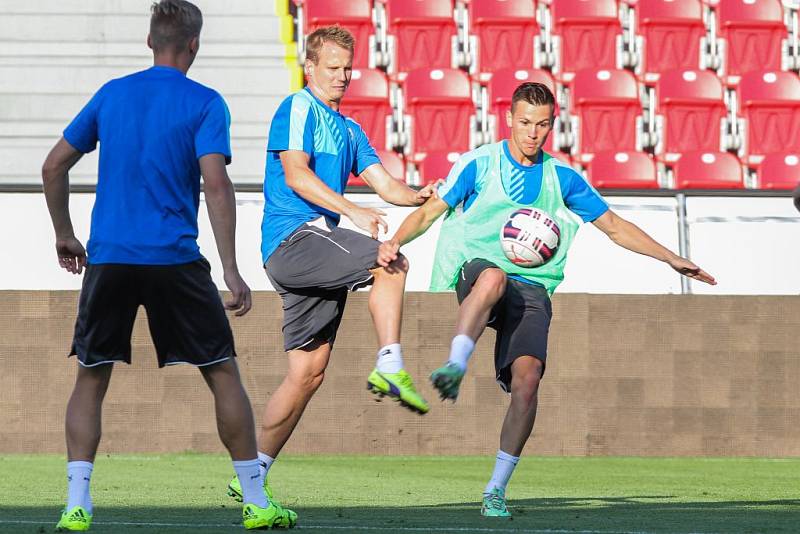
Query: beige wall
1,291,798,456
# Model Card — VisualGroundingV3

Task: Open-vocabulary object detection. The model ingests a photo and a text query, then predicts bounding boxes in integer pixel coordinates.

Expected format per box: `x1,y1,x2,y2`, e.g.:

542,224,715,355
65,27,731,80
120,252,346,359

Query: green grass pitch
1,454,797,533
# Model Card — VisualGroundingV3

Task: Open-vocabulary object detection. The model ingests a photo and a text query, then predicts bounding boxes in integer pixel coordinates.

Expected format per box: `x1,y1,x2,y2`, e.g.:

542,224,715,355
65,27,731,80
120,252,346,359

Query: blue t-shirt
63,65,231,265
440,141,609,285
261,87,380,263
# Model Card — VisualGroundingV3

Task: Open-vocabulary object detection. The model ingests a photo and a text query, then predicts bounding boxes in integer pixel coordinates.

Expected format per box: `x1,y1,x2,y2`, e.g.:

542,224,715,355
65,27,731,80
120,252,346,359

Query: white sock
257,451,275,480
484,450,519,495
233,459,269,508
66,461,93,514
376,343,404,373
448,335,476,371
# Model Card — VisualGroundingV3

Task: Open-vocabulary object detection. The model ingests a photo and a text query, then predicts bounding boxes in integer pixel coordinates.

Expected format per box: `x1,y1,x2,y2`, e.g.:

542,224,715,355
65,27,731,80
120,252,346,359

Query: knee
511,371,541,408
475,268,507,300
375,253,409,277
292,367,326,395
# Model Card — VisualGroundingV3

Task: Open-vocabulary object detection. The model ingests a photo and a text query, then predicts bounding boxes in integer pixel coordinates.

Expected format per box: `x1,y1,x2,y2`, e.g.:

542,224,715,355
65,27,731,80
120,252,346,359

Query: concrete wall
2,290,798,456
0,0,287,186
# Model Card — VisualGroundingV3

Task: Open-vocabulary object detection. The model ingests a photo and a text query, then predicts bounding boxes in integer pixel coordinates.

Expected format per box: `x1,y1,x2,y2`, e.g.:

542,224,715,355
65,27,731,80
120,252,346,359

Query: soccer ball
500,208,560,268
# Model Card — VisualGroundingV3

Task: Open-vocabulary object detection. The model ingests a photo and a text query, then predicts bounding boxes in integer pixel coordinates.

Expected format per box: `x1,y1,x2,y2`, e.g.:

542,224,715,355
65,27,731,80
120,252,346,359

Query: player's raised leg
431,261,507,401
366,254,429,414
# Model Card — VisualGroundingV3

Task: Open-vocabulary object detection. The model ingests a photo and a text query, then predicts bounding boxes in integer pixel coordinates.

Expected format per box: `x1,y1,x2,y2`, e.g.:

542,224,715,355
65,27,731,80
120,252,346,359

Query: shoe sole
227,487,243,503
430,374,460,401
367,382,428,415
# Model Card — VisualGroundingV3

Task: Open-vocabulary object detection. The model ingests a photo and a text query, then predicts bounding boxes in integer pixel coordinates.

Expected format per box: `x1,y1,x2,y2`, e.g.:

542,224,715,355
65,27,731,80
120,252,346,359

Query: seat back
385,0,457,73
739,71,800,158
587,150,659,189
550,0,621,74
672,151,744,189
303,0,375,67
637,0,705,77
339,69,391,150
404,68,475,155
717,0,786,78
470,0,538,74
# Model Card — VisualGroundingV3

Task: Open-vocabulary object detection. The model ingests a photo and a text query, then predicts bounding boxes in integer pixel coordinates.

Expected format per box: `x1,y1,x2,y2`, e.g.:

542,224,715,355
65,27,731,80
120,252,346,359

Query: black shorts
456,258,552,392
266,219,380,352
70,259,236,368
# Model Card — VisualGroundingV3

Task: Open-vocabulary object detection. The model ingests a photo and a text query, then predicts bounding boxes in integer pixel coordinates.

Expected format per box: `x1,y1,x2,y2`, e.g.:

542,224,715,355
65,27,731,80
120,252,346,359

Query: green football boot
55,506,92,531
228,476,297,528
367,368,429,414
429,362,466,401
242,502,296,530
481,487,512,518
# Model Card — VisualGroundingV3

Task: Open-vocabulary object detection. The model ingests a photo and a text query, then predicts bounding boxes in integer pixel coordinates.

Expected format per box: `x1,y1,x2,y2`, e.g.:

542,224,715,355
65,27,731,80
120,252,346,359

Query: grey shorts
266,219,380,351
456,258,552,392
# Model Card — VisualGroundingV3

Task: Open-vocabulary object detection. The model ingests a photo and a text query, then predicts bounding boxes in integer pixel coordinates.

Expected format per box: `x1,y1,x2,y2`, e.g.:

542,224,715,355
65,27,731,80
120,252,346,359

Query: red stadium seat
348,149,406,187
586,151,660,189
671,151,744,189
384,0,457,74
569,68,642,160
636,0,706,81
486,68,556,150
413,150,460,185
756,152,800,190
339,69,392,151
403,68,476,157
655,69,727,159
550,0,622,77
716,0,787,81
299,0,375,68
469,0,539,76
739,70,800,163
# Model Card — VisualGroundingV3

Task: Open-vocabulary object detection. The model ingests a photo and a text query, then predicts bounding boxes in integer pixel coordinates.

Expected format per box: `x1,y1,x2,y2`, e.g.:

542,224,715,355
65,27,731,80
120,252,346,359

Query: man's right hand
346,205,388,239
223,270,252,316
377,240,400,268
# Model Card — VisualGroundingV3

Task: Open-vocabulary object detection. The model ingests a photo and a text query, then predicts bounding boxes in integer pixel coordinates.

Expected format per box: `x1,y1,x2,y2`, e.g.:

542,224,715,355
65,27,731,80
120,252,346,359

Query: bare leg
257,340,330,457
499,356,544,456
65,364,113,462
200,359,258,461
455,268,506,341
368,254,409,347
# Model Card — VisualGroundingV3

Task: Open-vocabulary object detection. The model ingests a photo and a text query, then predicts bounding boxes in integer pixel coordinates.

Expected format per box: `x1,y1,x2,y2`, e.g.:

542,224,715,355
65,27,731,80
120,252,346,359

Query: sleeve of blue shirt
195,93,232,165
348,120,380,175
439,156,479,208
63,87,104,154
554,163,609,222
267,94,316,154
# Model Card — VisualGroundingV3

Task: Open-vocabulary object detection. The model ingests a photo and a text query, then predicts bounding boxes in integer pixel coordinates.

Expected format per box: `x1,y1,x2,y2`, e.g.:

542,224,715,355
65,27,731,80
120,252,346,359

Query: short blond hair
305,26,355,64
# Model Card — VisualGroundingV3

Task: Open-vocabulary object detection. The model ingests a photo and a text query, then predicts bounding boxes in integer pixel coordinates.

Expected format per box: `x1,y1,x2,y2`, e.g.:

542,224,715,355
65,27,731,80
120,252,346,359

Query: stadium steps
0,0,291,187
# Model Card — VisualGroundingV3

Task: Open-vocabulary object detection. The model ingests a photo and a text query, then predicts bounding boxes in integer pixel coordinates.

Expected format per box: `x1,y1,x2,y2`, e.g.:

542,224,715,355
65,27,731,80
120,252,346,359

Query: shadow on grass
2,497,798,533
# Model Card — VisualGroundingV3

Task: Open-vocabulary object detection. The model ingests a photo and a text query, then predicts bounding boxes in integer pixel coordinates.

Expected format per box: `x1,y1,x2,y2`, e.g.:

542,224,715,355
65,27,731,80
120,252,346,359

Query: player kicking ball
378,82,716,518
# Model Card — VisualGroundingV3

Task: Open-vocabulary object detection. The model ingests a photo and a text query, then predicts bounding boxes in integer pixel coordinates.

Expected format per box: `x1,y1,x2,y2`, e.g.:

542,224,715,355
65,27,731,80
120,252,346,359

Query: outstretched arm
42,137,86,274
592,209,716,285
359,163,440,207
200,153,252,316
377,196,450,267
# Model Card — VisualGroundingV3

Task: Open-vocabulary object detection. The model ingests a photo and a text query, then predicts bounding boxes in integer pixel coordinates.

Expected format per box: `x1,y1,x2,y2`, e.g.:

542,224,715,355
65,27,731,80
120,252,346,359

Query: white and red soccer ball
500,208,560,268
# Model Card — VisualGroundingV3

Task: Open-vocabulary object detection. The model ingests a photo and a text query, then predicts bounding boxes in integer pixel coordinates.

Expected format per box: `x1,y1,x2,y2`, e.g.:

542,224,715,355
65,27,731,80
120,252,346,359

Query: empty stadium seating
636,0,707,82
339,69,392,151
755,152,800,190
485,68,556,150
568,68,643,161
384,0,458,74
348,149,406,187
298,0,375,67
412,150,460,185
716,0,787,82
655,69,727,159
468,0,539,76
401,68,476,157
738,70,800,163
549,0,622,77
586,150,660,189
671,151,744,189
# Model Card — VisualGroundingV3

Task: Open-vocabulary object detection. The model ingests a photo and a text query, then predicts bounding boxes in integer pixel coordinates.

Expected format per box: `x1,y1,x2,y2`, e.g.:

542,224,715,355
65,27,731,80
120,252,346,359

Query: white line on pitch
0,518,722,534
